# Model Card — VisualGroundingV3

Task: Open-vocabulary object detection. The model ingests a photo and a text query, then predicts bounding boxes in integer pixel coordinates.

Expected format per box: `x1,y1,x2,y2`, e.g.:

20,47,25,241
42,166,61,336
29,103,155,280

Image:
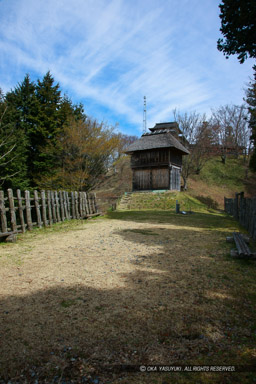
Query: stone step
117,192,133,210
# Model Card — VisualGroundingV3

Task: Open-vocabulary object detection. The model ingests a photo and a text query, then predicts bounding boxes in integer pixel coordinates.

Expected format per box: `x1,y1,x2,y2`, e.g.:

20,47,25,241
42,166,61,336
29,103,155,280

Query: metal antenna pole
143,96,147,133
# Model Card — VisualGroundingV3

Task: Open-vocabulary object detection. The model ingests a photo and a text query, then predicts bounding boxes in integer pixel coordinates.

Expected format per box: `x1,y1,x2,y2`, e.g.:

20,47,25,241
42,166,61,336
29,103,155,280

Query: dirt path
0,214,255,383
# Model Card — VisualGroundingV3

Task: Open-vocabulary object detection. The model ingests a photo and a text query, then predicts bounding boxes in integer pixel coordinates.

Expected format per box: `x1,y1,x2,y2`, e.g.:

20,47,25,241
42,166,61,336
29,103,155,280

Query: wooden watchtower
125,122,189,191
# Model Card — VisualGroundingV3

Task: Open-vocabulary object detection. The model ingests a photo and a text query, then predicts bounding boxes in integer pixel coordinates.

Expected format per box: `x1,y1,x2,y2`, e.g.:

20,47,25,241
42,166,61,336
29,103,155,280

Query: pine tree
0,90,18,188
1,72,90,189
2,75,37,189
58,95,86,127
25,71,62,185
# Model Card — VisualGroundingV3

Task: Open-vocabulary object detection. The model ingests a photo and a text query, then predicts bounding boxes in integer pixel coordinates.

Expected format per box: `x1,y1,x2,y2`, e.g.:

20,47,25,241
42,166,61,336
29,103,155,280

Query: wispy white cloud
0,0,254,134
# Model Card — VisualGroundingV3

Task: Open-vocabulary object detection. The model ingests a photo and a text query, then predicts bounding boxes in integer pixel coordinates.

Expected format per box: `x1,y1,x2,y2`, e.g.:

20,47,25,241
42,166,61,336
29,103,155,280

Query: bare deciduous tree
173,109,209,190
210,104,250,163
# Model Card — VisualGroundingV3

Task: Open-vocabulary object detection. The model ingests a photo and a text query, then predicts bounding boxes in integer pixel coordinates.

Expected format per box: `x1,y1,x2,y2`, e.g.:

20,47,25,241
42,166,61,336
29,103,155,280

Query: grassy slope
124,191,217,213
188,157,256,208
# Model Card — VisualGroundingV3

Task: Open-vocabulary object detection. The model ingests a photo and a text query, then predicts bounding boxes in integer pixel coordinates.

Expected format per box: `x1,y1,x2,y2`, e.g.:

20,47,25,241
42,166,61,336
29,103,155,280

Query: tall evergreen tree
0,90,18,188
2,75,37,189
1,72,89,189
58,95,86,127
26,71,62,184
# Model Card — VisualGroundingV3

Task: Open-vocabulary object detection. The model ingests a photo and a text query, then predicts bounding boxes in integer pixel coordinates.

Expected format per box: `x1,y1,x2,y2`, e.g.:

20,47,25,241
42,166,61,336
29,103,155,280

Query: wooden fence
0,189,99,238
224,192,256,240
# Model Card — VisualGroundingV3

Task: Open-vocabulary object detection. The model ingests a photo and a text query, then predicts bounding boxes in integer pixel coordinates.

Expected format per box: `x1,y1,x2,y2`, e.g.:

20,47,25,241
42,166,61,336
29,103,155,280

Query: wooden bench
227,232,256,259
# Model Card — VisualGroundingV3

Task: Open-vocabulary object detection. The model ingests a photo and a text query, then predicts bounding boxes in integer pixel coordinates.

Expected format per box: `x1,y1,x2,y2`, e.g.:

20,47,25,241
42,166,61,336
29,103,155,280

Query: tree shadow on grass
0,224,256,383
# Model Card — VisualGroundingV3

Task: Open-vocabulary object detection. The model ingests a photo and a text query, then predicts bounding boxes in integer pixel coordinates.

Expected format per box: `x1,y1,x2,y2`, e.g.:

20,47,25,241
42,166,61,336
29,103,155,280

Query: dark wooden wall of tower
130,148,182,191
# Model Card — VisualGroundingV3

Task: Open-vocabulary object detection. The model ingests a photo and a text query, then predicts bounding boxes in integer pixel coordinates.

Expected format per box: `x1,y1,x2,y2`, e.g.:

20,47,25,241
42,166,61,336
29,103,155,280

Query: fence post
93,195,96,213
248,199,253,234
94,193,98,213
7,189,17,232
89,193,93,213
66,191,71,219
74,192,79,218
59,191,65,221
245,198,251,231
63,191,68,220
25,190,33,230
34,190,42,228
41,190,48,227
88,194,92,214
84,192,89,215
47,190,53,225
91,193,95,213
51,191,57,223
0,190,8,233
239,192,244,225
17,189,26,233
71,192,75,219
90,194,94,213
234,193,239,220
78,192,83,219
82,192,86,217
55,191,61,222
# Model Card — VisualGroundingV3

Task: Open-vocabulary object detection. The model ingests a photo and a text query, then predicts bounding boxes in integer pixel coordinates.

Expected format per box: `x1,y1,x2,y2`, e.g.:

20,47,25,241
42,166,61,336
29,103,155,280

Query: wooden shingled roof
149,122,181,133
125,123,190,155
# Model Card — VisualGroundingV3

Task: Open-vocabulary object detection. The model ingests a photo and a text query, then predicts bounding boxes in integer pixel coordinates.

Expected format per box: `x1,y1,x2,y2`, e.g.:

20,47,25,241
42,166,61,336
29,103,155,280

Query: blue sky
0,0,254,136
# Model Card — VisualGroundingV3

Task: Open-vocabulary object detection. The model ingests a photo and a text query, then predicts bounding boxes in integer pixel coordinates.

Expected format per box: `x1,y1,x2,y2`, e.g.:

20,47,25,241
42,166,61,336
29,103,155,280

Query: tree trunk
182,175,188,191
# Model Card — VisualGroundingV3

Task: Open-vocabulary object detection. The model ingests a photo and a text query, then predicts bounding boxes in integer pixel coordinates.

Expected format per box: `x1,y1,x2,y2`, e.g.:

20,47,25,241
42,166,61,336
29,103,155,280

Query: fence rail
0,188,99,238
224,192,256,240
